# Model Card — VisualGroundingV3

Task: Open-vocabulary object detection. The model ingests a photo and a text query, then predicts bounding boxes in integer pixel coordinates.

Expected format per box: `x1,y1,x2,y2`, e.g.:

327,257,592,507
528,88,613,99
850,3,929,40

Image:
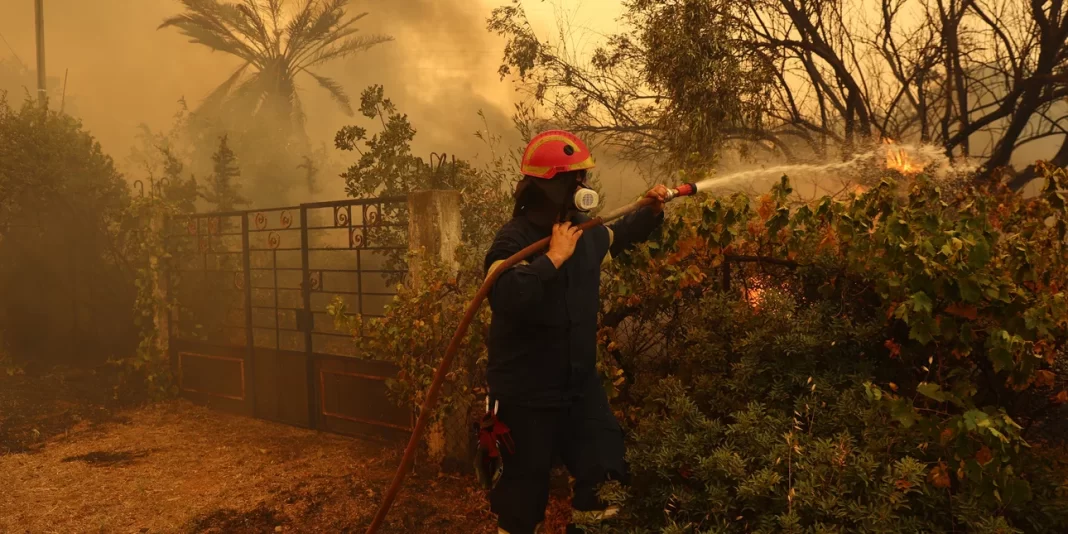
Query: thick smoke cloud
0,0,523,203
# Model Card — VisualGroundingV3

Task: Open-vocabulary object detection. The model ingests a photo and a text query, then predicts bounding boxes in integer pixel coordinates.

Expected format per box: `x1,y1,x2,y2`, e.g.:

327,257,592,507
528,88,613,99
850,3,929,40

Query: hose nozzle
665,183,698,202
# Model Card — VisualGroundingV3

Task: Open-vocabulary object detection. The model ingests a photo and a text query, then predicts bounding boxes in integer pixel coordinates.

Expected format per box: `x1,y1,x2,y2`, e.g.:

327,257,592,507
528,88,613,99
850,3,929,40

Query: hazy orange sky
0,1,626,180
0,0,1058,202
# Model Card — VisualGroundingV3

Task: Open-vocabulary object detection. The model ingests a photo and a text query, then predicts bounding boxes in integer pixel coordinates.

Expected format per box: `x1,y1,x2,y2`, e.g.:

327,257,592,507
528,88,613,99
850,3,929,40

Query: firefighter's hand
646,184,670,214
547,222,583,268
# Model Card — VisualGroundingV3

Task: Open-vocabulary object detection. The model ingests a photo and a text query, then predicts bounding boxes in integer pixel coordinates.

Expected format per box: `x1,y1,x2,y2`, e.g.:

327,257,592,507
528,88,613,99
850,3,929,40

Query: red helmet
520,130,596,179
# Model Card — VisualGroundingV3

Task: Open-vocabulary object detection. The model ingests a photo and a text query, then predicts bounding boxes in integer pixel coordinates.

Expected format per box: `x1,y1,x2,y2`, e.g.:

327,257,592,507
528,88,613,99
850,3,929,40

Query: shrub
341,131,1068,527
328,108,515,465
588,167,1068,532
330,251,491,426
0,96,137,367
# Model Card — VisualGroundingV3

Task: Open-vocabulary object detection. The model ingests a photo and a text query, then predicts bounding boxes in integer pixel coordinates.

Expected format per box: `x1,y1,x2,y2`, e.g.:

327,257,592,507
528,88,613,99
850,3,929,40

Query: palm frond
231,1,275,56
212,2,275,58
199,61,253,114
301,34,393,68
282,0,321,59
159,1,265,66
289,13,368,66
159,14,255,63
228,70,271,118
163,0,384,133
286,75,308,135
305,0,349,38
289,0,348,57
300,68,353,115
266,0,284,37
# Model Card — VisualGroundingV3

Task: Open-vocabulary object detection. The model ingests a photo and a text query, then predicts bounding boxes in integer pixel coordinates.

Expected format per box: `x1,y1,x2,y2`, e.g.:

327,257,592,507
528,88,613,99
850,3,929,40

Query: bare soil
0,399,504,533
0,366,578,534
0,366,124,455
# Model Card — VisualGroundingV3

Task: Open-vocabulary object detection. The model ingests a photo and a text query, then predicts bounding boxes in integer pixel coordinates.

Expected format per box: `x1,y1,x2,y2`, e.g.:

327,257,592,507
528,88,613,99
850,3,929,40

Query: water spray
362,181,699,534
687,142,972,194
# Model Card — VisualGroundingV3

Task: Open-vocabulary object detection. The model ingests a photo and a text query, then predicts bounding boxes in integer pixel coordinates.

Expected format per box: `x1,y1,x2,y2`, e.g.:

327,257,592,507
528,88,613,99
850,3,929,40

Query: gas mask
572,185,600,212
516,171,598,227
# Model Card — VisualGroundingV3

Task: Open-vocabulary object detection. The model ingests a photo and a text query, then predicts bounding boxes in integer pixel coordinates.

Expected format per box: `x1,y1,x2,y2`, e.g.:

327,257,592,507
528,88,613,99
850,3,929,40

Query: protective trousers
490,378,627,534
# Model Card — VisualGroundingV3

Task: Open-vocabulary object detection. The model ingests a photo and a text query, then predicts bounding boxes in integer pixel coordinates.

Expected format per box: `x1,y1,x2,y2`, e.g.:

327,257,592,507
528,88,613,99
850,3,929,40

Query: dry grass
0,400,500,534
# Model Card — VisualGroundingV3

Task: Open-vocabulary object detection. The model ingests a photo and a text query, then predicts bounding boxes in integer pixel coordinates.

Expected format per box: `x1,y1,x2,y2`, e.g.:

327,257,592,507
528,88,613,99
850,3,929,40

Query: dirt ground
0,368,575,534
0,367,124,455
0,398,495,533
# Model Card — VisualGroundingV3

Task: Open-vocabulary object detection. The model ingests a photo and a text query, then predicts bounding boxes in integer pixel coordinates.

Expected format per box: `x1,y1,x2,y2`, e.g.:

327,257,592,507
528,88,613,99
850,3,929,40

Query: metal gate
165,196,412,439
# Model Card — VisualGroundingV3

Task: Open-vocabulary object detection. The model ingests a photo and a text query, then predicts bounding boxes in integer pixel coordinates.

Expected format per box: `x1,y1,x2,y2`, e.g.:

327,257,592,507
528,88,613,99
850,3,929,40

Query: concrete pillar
406,190,469,470
407,190,462,289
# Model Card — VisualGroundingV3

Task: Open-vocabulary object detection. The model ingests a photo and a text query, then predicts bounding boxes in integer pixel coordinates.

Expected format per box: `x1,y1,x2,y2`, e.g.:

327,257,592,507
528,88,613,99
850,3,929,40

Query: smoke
1,0,1061,207
297,0,522,201
0,0,520,205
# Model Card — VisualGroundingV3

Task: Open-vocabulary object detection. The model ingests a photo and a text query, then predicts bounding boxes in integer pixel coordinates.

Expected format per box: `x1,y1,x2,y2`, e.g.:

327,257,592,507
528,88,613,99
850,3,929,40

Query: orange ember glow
883,139,924,175
745,285,765,310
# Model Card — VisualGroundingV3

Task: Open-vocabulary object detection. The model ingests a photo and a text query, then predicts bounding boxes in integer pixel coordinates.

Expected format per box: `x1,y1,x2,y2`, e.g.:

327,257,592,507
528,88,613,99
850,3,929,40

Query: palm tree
160,0,391,139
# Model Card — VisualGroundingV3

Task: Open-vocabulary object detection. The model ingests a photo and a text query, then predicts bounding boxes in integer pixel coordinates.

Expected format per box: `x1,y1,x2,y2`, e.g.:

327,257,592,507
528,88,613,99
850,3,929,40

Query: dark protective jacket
483,207,664,407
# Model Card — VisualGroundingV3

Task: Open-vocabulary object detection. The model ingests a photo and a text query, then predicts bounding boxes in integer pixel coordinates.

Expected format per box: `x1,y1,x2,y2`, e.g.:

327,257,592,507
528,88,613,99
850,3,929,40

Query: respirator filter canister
573,187,600,212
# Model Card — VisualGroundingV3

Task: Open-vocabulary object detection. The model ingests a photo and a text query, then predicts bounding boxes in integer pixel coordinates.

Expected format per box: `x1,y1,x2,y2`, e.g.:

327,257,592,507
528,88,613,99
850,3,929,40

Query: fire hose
364,182,700,534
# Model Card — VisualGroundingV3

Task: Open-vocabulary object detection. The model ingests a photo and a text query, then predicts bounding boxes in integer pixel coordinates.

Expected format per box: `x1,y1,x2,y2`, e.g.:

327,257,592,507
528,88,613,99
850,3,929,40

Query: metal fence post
300,206,317,428
242,214,256,414
149,212,170,366
161,215,178,382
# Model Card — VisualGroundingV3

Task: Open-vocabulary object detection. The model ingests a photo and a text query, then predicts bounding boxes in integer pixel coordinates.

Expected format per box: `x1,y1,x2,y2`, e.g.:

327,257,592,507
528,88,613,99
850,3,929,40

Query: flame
883,139,924,175
746,287,764,310
743,280,766,311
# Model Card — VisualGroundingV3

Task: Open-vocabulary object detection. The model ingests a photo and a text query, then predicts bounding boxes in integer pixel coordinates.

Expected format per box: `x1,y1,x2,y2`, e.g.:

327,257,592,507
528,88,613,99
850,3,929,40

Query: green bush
0,96,137,367
329,251,492,425
337,118,1068,527
0,96,184,400
588,167,1068,532
330,89,517,422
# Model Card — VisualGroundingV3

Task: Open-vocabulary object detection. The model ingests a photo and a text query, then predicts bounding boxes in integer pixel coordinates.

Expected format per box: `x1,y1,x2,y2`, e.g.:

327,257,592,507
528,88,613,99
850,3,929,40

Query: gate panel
173,340,249,414
301,198,411,436
252,348,310,427
315,356,411,440
246,208,310,426
167,213,252,415
168,196,414,439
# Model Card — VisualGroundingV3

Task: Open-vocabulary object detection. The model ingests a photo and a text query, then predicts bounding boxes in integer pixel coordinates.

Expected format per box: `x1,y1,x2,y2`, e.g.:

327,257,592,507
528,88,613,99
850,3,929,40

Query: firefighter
480,130,667,534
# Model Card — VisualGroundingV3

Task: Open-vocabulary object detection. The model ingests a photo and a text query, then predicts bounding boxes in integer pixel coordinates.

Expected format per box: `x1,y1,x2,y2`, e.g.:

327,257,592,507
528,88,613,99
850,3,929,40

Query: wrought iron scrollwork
186,220,198,236
267,231,281,249
280,210,293,229
234,271,245,290
156,177,171,196
309,271,322,291
365,204,381,226
334,205,351,227
133,180,145,198
254,212,268,230
350,227,365,249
